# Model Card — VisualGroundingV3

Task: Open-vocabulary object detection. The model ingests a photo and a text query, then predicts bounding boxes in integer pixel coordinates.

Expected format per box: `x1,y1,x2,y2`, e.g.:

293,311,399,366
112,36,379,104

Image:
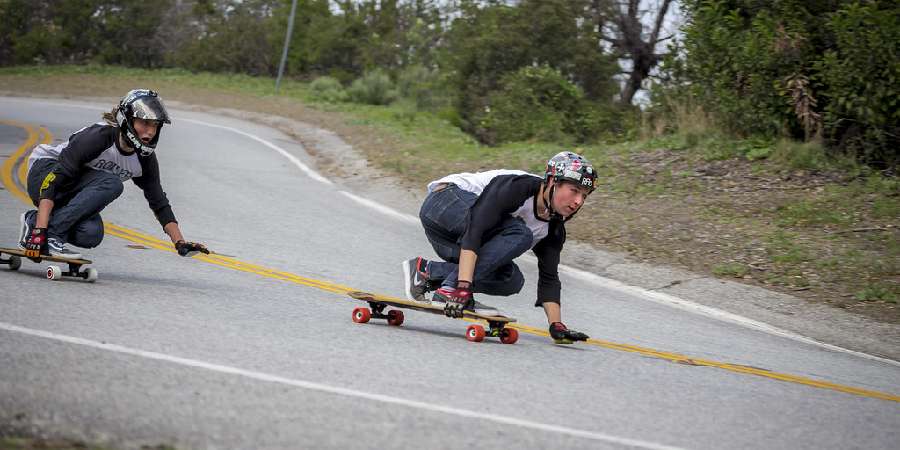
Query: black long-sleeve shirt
429,171,565,305
29,123,176,228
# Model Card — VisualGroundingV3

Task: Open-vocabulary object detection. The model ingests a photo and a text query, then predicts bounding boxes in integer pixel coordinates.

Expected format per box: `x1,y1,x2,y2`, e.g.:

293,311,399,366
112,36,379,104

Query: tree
596,0,675,104
442,0,619,141
676,0,898,168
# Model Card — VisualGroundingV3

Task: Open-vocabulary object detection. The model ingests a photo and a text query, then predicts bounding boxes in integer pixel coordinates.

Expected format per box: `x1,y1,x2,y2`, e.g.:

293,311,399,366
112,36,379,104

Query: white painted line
339,190,419,225
2,98,332,184
7,96,894,367
180,118,332,185
557,266,900,368
0,322,683,450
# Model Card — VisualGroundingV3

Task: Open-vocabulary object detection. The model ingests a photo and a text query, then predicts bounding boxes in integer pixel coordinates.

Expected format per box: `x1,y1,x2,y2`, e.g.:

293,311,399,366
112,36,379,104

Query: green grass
766,232,811,264
775,199,852,227
3,64,898,320
713,262,750,278
855,283,899,303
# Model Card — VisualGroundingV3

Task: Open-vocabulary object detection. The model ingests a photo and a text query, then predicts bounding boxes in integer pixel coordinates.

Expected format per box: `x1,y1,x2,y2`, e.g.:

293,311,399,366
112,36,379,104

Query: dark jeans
27,158,124,248
419,185,531,296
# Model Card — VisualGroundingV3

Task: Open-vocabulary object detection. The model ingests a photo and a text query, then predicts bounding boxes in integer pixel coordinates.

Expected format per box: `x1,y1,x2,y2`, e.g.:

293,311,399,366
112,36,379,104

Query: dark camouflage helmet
544,151,596,192
117,89,170,156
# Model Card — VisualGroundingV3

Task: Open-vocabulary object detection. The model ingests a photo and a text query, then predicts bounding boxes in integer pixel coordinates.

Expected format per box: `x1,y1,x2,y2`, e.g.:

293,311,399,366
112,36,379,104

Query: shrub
676,0,899,169
309,76,347,103
347,69,397,105
396,64,451,111
473,65,585,145
814,2,900,168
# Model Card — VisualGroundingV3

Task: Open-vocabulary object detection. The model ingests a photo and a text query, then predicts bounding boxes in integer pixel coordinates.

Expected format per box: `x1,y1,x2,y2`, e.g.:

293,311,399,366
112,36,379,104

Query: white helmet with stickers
543,151,596,220
544,151,597,192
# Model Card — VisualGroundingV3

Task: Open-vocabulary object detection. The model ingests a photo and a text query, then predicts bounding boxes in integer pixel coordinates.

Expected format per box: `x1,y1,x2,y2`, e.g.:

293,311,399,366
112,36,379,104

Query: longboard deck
348,290,519,343
1,246,98,282
0,247,92,265
348,290,515,323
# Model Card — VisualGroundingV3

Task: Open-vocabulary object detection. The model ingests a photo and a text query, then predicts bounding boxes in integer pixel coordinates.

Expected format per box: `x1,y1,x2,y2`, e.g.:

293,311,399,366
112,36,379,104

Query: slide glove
434,286,474,318
24,228,48,259
549,322,589,344
175,240,209,257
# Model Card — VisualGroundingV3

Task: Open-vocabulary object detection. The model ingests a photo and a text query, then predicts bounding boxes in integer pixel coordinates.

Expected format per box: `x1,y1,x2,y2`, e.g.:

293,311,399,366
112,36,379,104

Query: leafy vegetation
0,0,897,321
665,0,899,169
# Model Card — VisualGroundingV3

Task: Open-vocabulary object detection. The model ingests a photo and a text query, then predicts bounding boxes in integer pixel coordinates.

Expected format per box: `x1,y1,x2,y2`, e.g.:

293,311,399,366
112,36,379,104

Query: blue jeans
419,185,531,296
27,158,124,248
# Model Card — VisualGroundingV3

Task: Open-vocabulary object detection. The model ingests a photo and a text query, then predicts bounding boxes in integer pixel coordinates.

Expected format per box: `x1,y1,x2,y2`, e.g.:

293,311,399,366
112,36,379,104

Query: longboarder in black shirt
402,151,597,344
19,89,208,260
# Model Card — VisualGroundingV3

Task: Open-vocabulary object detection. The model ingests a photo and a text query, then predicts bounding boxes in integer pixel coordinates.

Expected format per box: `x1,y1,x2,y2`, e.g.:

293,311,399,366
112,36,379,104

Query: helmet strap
119,118,155,156
543,180,564,221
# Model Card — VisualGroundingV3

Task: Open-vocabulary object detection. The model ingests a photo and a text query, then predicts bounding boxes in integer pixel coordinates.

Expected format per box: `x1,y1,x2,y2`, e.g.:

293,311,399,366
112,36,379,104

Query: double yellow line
0,119,49,204
1,119,898,404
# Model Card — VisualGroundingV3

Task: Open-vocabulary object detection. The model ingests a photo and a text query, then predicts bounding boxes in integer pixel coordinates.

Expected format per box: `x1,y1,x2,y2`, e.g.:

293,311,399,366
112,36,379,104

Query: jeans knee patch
70,217,105,248
105,176,125,197
509,221,533,253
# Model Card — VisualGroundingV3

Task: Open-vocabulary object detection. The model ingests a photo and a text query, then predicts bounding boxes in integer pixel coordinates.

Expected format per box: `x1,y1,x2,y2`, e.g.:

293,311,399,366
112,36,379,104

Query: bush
675,0,899,169
397,64,451,111
814,3,900,168
309,76,347,103
473,65,585,145
348,69,397,105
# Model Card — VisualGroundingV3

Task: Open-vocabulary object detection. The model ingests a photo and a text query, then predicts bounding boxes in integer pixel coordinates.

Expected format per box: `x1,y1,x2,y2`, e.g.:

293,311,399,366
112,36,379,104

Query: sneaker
402,257,433,301
47,238,82,260
18,210,36,249
471,300,501,317
431,287,501,316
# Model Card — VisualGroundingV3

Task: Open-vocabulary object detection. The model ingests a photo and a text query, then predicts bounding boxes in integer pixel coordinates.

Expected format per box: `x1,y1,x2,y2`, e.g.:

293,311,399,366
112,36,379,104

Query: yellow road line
0,120,38,204
16,126,50,187
2,119,898,404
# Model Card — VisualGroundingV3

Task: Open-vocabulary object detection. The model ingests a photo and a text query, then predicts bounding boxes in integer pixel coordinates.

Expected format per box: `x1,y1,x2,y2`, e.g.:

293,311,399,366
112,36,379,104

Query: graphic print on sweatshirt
29,123,143,181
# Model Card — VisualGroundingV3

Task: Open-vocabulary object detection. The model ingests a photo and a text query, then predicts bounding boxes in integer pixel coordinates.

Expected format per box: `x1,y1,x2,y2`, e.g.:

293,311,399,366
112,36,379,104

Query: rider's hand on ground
549,322,589,344
175,240,209,257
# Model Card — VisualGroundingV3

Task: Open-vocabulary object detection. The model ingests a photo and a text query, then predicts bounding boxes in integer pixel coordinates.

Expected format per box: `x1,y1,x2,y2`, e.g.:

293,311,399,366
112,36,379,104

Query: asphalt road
1,97,897,450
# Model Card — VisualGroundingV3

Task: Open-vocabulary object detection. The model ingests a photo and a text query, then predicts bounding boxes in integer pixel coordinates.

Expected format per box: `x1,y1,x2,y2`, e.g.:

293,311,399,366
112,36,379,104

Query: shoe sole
402,259,415,301
49,253,83,260
18,211,30,250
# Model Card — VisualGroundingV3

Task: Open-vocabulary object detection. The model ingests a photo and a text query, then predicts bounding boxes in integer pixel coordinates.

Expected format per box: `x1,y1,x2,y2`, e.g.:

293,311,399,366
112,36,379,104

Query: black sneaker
402,257,432,302
47,238,83,260
18,210,36,250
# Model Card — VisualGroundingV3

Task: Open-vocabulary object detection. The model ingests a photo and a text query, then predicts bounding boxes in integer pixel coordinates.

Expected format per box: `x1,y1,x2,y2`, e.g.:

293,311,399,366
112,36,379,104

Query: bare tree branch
649,0,673,47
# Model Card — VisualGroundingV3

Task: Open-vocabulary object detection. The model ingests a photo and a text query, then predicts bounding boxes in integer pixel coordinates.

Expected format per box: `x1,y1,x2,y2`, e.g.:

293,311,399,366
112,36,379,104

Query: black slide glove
25,228,48,258
549,322,589,344
175,240,209,257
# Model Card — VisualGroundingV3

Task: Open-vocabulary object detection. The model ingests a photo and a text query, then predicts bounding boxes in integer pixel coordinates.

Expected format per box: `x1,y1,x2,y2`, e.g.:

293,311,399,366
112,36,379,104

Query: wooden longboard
347,290,519,344
348,291,515,323
0,247,92,265
0,247,98,282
